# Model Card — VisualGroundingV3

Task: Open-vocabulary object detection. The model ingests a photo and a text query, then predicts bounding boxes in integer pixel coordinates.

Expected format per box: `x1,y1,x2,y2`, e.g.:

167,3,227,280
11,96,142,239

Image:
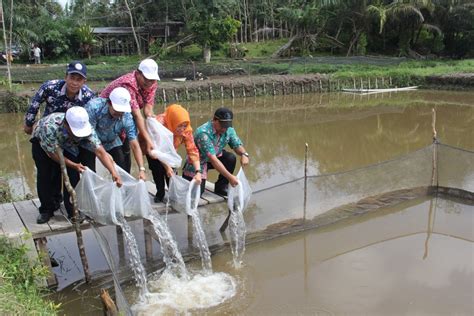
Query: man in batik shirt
32,107,121,224
100,59,160,172
183,107,250,196
24,61,94,213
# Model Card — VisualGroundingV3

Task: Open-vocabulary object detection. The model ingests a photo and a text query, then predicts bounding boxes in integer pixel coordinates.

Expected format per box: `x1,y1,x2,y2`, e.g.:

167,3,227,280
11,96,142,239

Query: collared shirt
24,79,95,127
85,97,137,151
99,71,157,111
155,113,199,163
32,113,101,157
183,120,243,179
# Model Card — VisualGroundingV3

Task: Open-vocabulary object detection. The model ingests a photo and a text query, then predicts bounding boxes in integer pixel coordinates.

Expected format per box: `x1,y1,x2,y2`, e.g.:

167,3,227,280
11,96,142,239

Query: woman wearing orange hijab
147,104,202,202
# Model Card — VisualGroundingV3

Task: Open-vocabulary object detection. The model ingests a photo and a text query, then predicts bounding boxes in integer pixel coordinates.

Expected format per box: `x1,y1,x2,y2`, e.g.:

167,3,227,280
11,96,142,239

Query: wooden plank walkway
0,181,225,240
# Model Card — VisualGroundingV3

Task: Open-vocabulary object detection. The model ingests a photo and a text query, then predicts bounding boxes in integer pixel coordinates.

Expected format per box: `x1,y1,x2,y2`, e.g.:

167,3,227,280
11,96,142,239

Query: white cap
109,87,131,112
138,59,160,81
65,106,92,138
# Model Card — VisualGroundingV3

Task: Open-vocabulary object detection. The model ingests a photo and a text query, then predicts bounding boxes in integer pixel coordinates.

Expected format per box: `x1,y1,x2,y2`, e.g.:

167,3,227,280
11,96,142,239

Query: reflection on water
0,90,472,198
207,197,474,315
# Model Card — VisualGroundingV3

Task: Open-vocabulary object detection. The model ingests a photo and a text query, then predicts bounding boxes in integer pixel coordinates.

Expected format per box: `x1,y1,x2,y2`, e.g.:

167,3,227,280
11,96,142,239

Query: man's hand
75,163,86,173
164,164,174,178
193,172,202,184
241,155,249,167
138,169,147,181
112,173,123,187
23,125,33,135
229,174,239,187
146,140,155,158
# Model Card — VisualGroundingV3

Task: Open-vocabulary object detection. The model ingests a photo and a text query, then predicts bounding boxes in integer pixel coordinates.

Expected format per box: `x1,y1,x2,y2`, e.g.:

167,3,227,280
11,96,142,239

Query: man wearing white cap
82,87,146,180
100,59,160,172
31,106,122,224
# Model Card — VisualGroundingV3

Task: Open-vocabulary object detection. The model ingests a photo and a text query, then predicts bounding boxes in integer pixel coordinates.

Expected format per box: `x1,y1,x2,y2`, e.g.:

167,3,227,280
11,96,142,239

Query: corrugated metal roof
92,27,146,34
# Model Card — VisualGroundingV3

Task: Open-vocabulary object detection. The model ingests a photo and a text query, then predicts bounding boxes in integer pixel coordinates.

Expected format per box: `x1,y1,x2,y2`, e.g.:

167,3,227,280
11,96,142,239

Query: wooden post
185,87,190,100
431,108,438,187
319,80,322,92
174,88,179,102
198,86,202,101
221,85,224,99
55,147,91,283
375,77,378,89
353,77,356,89
272,82,276,96
144,219,153,261
208,84,213,100
242,85,246,98
360,78,363,90
100,289,118,315
253,83,257,96
263,83,266,95
162,89,167,103
231,83,235,99
303,143,308,223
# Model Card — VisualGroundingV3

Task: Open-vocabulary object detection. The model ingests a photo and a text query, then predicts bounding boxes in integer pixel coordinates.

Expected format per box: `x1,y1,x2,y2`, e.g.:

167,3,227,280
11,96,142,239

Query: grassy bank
4,57,474,84
0,236,60,315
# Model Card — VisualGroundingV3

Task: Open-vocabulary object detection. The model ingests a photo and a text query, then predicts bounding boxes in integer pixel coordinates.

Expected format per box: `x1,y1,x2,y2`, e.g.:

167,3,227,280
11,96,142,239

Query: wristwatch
139,167,146,172
242,152,249,157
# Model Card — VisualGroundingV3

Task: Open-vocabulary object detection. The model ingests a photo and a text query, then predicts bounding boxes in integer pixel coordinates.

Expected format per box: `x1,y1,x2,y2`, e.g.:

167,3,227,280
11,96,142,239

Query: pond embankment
1,60,473,112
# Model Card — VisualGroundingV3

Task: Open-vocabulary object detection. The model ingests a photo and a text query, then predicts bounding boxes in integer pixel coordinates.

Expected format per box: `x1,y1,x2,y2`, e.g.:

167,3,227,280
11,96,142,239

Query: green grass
0,236,60,315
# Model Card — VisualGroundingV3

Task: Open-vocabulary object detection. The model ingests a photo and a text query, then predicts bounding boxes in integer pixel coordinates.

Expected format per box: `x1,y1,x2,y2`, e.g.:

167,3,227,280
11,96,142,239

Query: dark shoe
36,213,52,224
154,193,165,203
214,187,228,198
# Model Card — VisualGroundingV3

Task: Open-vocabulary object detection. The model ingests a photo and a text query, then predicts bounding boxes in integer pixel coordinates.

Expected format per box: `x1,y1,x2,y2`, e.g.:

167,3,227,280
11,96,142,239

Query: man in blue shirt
82,87,147,180
24,61,94,213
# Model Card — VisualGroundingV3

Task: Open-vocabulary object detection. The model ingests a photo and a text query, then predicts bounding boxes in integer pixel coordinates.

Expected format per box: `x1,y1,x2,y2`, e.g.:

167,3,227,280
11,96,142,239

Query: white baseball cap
109,87,131,112
138,59,160,81
65,106,92,137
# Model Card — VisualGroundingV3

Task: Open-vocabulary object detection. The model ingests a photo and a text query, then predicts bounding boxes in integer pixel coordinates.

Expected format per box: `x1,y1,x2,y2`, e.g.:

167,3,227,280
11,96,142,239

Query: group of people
24,59,250,224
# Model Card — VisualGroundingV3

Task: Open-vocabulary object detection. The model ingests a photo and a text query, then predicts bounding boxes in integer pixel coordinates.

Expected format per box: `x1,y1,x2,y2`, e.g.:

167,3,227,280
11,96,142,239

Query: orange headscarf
162,104,192,135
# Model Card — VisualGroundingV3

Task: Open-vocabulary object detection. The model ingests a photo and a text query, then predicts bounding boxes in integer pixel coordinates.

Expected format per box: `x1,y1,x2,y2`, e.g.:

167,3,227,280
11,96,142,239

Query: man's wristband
139,167,146,172
242,152,249,157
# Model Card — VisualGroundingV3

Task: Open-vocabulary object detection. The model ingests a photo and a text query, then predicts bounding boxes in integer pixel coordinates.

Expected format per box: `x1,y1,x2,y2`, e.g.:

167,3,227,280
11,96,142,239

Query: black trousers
121,138,132,173
184,150,236,196
147,155,171,201
31,138,80,217
80,146,126,172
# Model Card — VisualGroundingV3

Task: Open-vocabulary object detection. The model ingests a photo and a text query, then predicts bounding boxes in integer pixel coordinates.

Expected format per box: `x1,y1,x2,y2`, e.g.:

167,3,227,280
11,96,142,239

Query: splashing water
229,206,247,269
133,269,237,315
146,212,188,279
188,209,213,273
117,215,149,299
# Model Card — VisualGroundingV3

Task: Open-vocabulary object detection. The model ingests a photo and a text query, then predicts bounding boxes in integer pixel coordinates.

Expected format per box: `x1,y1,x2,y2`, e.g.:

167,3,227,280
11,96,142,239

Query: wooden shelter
92,22,184,56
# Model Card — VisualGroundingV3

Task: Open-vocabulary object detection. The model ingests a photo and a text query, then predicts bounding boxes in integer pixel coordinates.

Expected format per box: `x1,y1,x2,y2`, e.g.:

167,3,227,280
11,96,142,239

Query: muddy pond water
0,89,473,315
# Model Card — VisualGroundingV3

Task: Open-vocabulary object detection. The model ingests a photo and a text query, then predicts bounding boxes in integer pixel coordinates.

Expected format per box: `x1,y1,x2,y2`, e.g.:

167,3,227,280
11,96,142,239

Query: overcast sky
57,0,69,8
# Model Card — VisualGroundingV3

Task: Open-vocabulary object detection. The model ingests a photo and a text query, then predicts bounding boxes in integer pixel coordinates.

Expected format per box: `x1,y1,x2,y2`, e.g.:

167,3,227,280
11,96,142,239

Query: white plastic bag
76,168,123,225
146,117,182,168
168,176,200,215
227,168,252,213
77,160,151,225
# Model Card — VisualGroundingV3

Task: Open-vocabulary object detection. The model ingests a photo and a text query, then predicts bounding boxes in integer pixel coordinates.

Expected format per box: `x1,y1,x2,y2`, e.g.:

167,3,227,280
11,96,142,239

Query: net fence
243,142,473,236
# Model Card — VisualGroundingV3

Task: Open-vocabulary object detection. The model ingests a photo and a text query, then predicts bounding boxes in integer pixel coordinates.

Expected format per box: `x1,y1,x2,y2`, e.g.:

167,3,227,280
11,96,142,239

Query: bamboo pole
55,146,90,283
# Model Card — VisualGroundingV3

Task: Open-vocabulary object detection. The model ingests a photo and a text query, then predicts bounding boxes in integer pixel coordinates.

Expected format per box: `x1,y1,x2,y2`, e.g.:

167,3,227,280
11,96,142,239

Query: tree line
1,0,473,63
